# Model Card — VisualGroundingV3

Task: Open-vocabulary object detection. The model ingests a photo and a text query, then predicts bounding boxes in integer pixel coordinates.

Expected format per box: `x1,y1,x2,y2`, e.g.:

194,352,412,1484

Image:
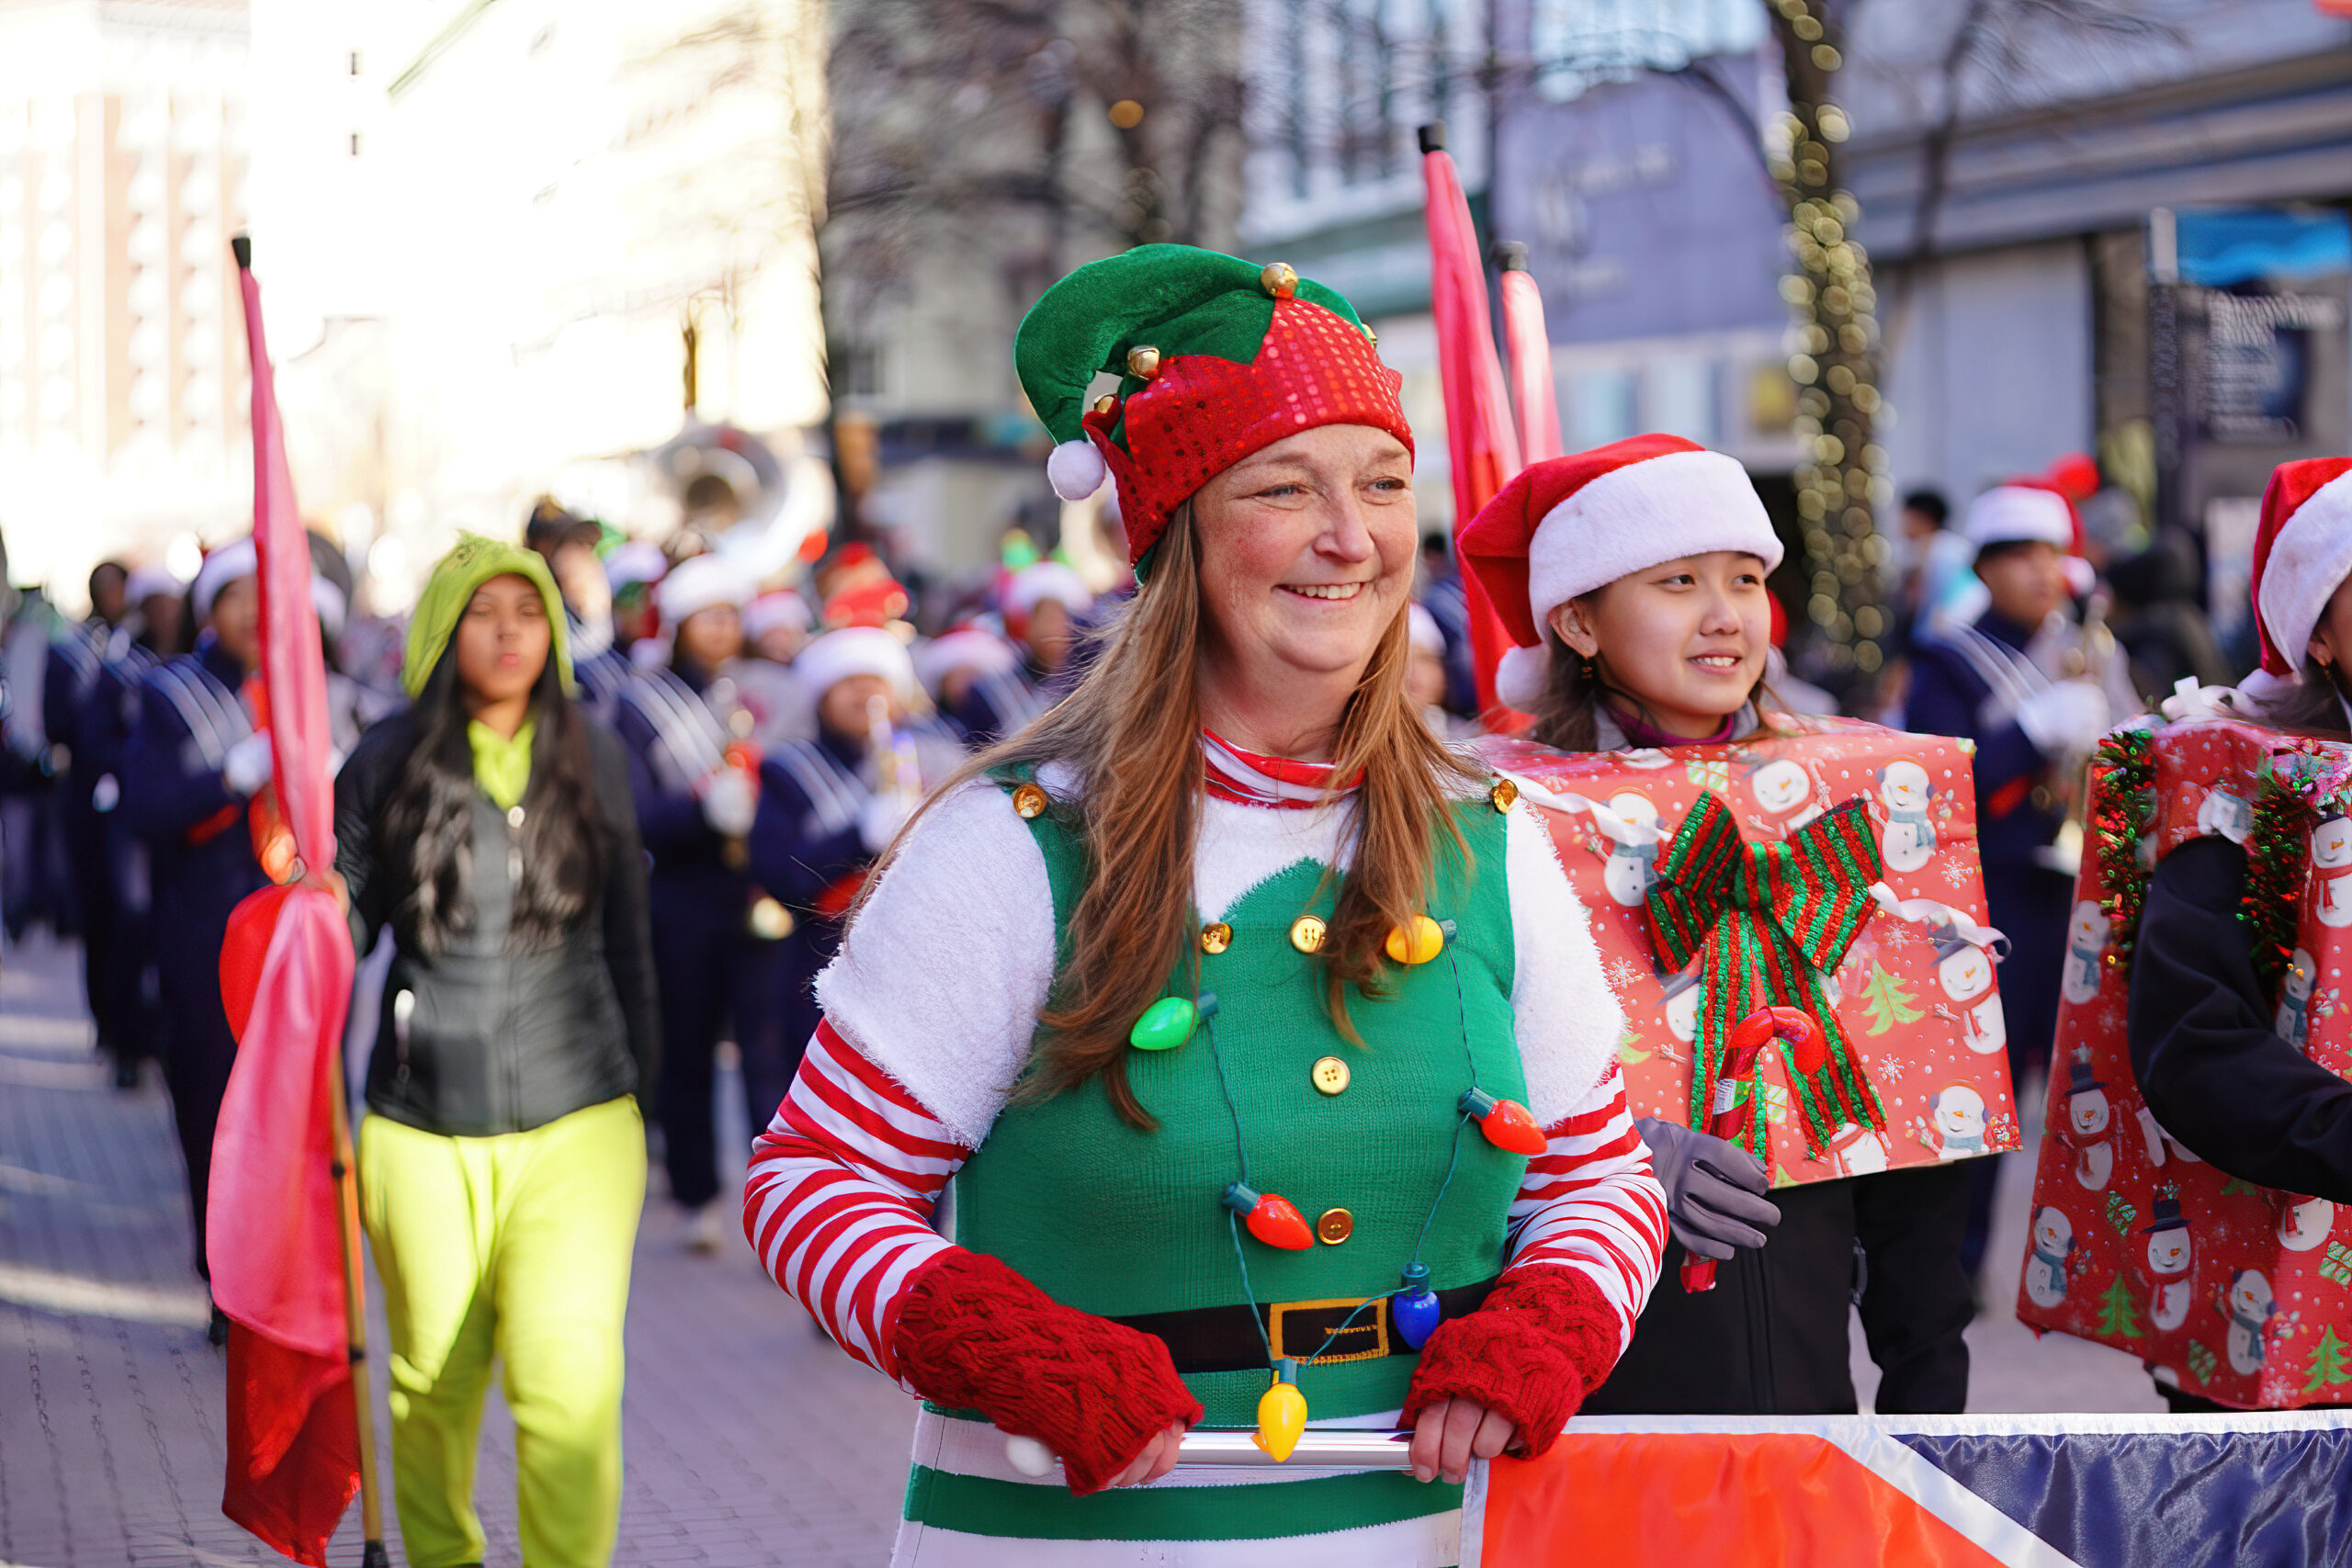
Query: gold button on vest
1200,921,1233,954
1311,1055,1350,1096
1012,783,1049,819
1289,914,1327,953
1316,1208,1354,1245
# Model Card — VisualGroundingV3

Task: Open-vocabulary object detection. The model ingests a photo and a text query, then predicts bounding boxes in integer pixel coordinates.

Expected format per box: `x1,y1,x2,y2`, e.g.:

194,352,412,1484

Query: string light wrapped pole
1767,0,1891,693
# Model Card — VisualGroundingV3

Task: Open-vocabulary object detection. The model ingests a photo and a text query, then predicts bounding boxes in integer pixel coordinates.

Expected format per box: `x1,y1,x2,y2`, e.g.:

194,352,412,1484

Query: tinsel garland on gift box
2090,728,2156,976
2241,764,2320,1000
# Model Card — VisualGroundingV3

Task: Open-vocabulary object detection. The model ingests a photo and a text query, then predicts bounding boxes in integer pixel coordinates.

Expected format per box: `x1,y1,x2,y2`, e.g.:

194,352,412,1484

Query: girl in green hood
335,536,658,1568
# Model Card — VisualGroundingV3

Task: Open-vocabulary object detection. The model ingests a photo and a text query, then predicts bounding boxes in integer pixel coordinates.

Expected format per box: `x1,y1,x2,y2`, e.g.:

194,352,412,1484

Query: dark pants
156,942,236,1279
61,797,126,1055
1584,1162,1973,1415
1964,861,2075,1278
650,884,788,1209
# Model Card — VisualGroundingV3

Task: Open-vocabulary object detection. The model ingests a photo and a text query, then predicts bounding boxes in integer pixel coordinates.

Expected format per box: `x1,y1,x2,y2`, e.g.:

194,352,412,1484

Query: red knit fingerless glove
1399,1266,1621,1460
890,1249,1204,1495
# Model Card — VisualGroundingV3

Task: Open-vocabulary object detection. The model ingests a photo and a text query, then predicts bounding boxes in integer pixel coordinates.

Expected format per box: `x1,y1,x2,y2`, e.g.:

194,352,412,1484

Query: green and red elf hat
1014,243,1412,568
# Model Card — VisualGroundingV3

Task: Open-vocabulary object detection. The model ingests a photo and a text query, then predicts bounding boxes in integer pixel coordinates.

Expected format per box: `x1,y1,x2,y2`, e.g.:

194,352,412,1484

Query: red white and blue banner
1462,1413,2352,1566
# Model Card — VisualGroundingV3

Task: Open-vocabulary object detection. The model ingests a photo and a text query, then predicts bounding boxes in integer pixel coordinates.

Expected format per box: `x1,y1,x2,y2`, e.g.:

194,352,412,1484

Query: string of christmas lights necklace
1136,914,1546,1460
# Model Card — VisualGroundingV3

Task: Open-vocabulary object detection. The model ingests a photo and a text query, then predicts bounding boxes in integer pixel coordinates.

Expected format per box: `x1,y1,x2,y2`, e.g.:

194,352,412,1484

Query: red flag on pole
1497,248,1563,466
1420,123,1524,724
212,236,369,1565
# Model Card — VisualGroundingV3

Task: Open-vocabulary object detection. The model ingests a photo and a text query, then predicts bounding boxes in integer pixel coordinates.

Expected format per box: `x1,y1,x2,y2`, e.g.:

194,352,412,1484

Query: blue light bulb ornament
1393,1261,1442,1349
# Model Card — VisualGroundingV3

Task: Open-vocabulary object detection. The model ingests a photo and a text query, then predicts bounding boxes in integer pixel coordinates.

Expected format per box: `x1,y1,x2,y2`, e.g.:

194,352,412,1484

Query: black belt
1113,1278,1498,1374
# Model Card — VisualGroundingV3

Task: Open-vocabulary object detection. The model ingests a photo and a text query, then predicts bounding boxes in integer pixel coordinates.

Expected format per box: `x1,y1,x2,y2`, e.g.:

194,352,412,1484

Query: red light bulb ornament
1393,1261,1442,1348
1458,1088,1547,1156
1221,1181,1315,1249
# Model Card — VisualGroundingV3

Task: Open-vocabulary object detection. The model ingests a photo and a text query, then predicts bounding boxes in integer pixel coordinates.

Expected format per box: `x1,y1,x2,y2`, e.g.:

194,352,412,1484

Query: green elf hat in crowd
401,534,575,698
1013,243,1412,568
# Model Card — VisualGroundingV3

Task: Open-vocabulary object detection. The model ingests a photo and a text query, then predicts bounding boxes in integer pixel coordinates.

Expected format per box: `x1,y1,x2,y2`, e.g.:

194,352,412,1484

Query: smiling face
1752,759,1807,813
1880,760,1929,810
2033,1208,2071,1255
1192,423,1417,740
1549,551,1770,739
2230,1271,2272,1317
2068,1087,2109,1136
2317,817,2352,869
453,572,552,707
1939,944,1992,999
2147,1231,2190,1274
1936,1086,1985,1139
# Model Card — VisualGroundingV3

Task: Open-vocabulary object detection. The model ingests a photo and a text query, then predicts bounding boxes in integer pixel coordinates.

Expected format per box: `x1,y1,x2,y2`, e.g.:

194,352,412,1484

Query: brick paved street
0,933,914,1568
1,931,2163,1567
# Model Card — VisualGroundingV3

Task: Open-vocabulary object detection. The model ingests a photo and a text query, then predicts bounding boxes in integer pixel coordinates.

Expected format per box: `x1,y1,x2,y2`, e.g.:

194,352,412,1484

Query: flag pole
324,1036,390,1568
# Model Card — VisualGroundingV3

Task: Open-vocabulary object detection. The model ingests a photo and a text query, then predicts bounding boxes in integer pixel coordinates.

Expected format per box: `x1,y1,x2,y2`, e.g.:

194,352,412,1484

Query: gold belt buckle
1266,1294,1390,1366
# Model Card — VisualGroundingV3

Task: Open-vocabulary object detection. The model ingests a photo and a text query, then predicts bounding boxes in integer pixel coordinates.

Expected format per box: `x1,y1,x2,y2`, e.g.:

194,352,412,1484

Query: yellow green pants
358,1097,646,1568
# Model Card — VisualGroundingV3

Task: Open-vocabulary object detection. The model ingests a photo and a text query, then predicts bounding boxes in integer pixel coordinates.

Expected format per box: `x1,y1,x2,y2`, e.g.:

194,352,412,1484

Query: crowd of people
4,239,2345,1567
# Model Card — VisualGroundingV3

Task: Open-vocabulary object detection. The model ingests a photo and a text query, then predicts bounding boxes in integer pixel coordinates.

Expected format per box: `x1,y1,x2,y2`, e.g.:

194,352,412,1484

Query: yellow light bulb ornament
1385,915,1453,966
1254,1359,1307,1461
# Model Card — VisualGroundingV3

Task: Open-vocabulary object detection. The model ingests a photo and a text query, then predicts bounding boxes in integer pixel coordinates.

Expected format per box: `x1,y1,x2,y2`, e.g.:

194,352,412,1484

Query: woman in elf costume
1457,439,1974,1415
741,246,1665,1565
2130,457,2352,1412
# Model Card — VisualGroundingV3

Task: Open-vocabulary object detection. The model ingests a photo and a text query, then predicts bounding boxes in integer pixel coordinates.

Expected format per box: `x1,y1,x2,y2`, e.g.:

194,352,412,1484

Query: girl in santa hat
2129,457,2352,1412
1458,435,1974,1416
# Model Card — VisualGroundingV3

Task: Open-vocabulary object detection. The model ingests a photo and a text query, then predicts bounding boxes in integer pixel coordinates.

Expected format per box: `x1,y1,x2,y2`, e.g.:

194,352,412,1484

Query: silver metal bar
1173,1428,1416,1469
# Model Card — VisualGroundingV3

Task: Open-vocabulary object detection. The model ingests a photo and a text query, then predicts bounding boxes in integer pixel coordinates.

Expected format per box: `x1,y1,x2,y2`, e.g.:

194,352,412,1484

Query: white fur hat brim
1005,561,1095,620
657,553,758,624
1524,449,1782,637
1496,644,1550,710
1962,486,2073,550
192,537,257,618
795,626,916,701
914,628,1018,694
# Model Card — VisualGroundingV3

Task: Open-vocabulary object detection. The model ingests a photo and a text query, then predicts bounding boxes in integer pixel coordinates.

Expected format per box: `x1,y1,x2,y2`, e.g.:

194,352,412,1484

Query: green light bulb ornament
1129,992,1218,1052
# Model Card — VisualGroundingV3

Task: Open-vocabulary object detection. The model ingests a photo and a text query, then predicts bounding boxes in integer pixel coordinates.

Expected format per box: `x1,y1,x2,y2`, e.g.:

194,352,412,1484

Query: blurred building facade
0,0,253,602
819,0,1244,579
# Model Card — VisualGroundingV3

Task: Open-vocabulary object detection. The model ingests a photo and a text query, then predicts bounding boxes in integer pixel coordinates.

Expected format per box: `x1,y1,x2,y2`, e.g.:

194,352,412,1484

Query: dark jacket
334,707,659,1137
119,640,269,944
2130,835,2352,1202
1903,610,2064,872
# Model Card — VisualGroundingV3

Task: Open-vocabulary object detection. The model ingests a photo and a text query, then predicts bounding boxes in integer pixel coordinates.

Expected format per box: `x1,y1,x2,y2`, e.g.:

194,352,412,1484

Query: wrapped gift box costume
740,246,1666,1564
2017,460,2352,1409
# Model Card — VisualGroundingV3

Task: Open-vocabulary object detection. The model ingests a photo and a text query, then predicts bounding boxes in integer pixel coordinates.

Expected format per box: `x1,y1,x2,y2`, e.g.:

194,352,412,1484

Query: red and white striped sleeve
1503,1062,1668,1351
741,1019,972,1385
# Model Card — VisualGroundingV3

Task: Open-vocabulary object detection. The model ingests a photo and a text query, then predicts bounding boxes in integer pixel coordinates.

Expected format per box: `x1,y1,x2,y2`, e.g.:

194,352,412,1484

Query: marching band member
1461,436,1973,1415
1903,479,2136,1276
614,552,786,1250
731,590,819,750
743,246,1662,1562
928,622,1041,745
119,539,343,1289
749,626,963,1082
2129,457,2352,1409
526,502,634,718
46,562,130,1082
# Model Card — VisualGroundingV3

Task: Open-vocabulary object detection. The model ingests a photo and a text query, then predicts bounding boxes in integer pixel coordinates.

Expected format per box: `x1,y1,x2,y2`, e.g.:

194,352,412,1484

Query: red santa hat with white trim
2251,457,2352,677
1457,434,1781,710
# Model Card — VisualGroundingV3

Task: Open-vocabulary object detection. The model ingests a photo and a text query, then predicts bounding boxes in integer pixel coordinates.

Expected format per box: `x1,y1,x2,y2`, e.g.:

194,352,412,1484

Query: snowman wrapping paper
1478,716,2021,1190
2015,715,2352,1409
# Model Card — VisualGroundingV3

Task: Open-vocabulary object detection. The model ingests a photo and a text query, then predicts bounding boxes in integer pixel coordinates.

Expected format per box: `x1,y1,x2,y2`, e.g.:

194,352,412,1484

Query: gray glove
1636,1116,1781,1262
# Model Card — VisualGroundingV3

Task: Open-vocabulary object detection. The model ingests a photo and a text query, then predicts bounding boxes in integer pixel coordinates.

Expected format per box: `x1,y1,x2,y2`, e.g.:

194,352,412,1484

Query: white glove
2015,680,2109,756
858,791,914,854
700,768,758,837
222,731,275,797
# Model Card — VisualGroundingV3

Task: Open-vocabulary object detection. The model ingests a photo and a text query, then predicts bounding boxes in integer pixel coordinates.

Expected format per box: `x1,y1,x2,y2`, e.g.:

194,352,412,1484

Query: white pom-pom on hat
1046,439,1108,502
1496,644,1551,711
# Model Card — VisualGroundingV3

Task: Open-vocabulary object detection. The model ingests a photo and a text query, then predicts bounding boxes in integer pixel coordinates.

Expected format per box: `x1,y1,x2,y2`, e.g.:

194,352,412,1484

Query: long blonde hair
877,504,1481,1129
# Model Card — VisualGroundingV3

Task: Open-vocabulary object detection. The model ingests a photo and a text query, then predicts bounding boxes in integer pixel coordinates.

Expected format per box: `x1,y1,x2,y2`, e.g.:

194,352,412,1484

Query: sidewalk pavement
0,932,914,1568
2,931,2163,1568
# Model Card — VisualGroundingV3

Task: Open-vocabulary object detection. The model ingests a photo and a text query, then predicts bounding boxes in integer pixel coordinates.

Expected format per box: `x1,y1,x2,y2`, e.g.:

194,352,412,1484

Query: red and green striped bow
1646,792,1886,1168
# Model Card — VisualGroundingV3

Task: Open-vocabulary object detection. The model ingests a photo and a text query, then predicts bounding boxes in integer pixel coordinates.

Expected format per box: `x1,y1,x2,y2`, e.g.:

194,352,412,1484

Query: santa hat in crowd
1002,560,1093,636
192,536,347,637
742,590,812,643
2251,457,2352,677
1457,434,1781,710
1961,479,2097,596
656,553,756,624
604,540,669,594
915,626,1019,696
794,625,916,702
1014,244,1410,569
125,562,187,604
823,575,911,631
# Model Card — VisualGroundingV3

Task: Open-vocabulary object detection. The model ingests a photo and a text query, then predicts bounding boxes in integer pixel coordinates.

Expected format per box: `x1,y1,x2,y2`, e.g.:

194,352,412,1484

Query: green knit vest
954,774,1527,1427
